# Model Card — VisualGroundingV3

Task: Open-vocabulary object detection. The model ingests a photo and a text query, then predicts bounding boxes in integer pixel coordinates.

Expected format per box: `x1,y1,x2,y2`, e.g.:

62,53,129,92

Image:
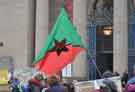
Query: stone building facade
0,0,131,79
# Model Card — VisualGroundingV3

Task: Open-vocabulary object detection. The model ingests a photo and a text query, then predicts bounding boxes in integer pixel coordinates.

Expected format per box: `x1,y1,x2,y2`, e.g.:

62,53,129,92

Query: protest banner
74,81,97,92
74,76,122,92
95,76,122,92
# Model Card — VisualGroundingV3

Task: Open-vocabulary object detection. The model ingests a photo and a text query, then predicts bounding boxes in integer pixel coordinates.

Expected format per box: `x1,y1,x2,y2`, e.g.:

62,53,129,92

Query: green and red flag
33,7,85,75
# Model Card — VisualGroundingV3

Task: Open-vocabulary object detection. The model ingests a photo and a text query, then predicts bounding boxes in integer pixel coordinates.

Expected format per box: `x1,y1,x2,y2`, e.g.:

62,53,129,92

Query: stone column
72,0,88,79
24,0,35,65
35,0,49,57
113,0,128,75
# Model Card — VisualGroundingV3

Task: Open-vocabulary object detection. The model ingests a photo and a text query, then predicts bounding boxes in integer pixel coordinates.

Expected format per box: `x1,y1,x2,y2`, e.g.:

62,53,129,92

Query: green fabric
33,7,84,64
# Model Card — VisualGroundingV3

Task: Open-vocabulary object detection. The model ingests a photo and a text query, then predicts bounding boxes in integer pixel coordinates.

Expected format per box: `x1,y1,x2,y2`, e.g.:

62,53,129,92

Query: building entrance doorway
96,53,113,78
96,26,113,79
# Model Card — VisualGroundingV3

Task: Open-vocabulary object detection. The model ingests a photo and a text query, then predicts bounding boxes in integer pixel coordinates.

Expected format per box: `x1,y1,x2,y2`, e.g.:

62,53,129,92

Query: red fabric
29,79,48,88
29,79,41,86
34,45,84,75
126,84,135,91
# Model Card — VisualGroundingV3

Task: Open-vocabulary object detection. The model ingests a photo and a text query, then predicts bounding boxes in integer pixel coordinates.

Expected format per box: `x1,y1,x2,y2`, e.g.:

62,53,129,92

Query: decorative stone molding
87,0,113,24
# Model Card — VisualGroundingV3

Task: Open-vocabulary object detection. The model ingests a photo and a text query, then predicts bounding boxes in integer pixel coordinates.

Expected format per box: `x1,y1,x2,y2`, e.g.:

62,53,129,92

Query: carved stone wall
0,0,35,67
87,0,113,25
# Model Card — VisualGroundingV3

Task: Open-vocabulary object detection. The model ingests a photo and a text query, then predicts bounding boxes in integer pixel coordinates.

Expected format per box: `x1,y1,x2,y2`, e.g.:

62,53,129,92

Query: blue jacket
47,84,68,92
128,77,135,85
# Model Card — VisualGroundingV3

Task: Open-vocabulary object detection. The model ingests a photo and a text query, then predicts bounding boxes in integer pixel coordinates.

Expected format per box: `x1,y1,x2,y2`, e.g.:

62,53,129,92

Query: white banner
74,76,122,92
74,81,96,92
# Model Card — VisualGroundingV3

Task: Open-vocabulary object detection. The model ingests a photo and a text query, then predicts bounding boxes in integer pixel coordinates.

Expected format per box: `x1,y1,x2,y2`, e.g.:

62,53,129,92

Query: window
128,24,135,48
62,64,72,77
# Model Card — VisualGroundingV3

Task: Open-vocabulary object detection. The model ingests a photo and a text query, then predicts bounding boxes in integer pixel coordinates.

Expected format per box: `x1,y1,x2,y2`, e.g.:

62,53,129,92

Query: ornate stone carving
92,0,113,14
92,0,113,10
132,0,135,7
88,0,113,24
128,0,135,24
102,0,113,11
92,0,98,11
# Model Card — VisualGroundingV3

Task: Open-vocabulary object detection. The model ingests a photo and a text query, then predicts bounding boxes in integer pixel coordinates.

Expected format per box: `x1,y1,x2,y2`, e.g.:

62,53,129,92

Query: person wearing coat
28,74,47,92
126,66,135,92
46,75,68,92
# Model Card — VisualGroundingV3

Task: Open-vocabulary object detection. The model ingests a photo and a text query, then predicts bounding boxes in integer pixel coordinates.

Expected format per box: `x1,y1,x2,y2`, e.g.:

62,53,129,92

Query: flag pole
87,49,103,79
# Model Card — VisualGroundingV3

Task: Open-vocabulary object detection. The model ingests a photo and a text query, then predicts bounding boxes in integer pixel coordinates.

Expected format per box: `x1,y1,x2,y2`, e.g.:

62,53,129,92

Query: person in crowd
99,70,118,92
46,75,68,92
114,72,120,76
102,70,114,78
101,79,118,92
126,66,135,92
122,71,128,87
62,82,74,92
28,73,47,92
9,78,27,92
127,67,135,84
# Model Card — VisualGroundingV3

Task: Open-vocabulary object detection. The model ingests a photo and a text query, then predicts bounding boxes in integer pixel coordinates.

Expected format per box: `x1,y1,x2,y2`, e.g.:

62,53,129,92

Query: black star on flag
50,39,68,56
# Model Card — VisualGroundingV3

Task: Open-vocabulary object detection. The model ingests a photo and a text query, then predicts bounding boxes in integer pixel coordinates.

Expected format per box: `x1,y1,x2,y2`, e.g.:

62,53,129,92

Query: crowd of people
7,67,135,92
97,69,135,92
9,74,74,92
